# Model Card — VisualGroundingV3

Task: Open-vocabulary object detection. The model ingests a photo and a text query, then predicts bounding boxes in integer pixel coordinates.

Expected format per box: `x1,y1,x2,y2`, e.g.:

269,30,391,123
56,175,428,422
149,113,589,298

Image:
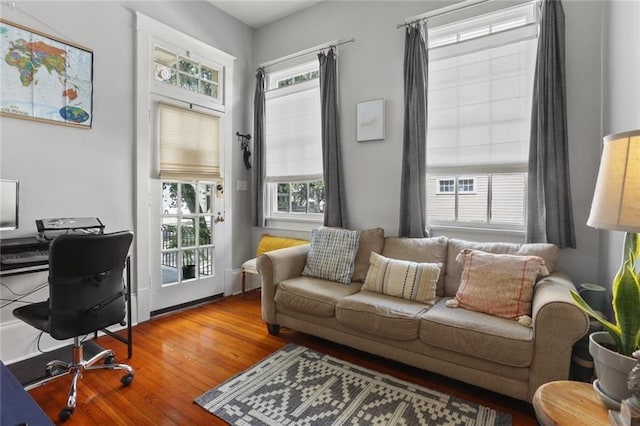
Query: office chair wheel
121,373,134,386
104,354,115,365
59,407,74,421
45,365,56,377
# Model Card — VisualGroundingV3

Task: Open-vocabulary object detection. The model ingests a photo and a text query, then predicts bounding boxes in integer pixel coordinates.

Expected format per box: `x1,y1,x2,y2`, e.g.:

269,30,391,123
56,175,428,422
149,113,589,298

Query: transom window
153,45,223,103
276,69,319,88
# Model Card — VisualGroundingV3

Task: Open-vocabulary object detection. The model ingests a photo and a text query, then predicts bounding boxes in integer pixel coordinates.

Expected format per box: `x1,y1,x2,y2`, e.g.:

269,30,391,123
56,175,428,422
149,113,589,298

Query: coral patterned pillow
453,249,549,322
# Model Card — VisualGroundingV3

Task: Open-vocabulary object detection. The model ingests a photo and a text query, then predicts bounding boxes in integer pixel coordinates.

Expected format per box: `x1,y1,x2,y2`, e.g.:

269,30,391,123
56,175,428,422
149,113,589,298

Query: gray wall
600,0,640,303
0,1,255,357
0,1,254,267
252,1,604,286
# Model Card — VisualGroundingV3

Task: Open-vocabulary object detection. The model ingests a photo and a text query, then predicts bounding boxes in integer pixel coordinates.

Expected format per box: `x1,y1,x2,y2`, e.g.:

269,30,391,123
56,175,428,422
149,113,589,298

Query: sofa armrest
257,244,310,324
528,271,589,400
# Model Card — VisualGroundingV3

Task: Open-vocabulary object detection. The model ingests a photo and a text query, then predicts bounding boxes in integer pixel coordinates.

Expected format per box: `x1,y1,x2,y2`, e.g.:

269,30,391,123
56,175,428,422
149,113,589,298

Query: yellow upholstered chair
241,234,308,297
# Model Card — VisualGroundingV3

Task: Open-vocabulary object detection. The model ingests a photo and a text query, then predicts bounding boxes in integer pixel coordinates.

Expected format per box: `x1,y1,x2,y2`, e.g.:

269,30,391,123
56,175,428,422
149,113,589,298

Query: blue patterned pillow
302,227,360,284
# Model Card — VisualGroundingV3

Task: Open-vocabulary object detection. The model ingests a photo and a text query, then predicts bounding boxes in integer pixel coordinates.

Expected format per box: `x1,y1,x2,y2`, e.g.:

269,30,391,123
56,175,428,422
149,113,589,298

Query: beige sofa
257,234,589,403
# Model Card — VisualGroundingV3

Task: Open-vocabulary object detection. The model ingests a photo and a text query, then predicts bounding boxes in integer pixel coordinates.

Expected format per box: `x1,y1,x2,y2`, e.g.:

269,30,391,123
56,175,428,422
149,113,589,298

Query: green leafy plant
570,233,640,357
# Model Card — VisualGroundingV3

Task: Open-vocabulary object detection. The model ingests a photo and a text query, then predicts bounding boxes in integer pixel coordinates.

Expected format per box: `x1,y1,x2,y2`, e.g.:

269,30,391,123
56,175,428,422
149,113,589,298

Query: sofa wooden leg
266,323,280,336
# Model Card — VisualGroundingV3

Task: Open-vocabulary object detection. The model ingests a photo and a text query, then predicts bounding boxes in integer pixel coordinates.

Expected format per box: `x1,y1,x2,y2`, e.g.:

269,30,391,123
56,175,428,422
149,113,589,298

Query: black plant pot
182,264,196,279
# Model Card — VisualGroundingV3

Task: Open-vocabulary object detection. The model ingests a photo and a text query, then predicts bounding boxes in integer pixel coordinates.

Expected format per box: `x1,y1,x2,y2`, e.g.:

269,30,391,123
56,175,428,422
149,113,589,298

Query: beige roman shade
159,102,220,181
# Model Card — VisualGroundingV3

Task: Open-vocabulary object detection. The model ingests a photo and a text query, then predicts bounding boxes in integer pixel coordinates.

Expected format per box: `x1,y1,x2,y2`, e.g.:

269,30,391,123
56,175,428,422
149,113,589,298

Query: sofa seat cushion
420,299,534,367
336,291,431,341
275,277,362,318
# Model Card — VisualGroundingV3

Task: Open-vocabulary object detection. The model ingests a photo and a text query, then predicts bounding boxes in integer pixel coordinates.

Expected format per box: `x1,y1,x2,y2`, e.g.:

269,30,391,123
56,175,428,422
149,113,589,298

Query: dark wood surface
28,290,538,425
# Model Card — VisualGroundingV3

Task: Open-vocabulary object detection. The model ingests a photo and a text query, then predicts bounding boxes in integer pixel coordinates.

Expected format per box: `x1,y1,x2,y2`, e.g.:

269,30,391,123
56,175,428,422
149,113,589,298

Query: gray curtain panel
318,48,345,228
527,0,576,248
399,25,428,238
252,68,266,227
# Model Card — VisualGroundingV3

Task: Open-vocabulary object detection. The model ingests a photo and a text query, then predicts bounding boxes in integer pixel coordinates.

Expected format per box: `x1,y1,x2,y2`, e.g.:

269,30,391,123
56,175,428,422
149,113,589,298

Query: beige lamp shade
587,130,640,232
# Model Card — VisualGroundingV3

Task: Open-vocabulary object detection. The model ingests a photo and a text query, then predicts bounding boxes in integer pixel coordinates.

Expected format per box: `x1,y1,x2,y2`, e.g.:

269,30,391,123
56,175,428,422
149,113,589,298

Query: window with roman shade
426,1,538,229
264,61,324,217
159,102,220,181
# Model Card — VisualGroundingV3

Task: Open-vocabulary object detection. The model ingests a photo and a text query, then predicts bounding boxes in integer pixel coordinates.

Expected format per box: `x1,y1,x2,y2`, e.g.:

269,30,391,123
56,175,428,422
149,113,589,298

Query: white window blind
159,102,220,181
264,78,322,182
427,2,538,172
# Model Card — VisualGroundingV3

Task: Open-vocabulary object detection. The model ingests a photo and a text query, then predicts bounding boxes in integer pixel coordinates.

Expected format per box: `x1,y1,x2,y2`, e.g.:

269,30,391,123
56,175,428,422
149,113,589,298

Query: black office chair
13,231,135,421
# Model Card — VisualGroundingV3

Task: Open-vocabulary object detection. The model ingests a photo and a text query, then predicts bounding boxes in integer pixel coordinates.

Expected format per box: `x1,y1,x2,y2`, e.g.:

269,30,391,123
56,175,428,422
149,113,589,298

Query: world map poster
0,19,93,128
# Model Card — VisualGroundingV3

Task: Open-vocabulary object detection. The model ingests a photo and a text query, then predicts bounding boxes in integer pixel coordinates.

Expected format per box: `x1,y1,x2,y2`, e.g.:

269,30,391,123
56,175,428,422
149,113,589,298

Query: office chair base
24,337,134,421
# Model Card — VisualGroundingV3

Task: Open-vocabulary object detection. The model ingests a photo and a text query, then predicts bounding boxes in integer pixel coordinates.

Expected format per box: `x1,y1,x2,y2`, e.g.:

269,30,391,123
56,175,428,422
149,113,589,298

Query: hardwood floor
29,290,538,425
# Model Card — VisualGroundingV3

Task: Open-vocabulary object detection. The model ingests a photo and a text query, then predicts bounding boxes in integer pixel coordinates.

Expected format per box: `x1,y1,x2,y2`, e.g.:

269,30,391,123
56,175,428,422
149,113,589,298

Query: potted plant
182,250,196,279
570,233,640,404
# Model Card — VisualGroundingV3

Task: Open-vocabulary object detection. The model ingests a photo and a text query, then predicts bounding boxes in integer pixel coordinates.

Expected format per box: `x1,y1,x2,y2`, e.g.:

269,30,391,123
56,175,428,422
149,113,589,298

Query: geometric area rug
195,343,512,425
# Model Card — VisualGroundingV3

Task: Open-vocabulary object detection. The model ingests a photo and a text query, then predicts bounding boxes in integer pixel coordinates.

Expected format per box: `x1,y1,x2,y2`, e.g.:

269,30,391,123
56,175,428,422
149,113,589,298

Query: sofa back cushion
302,227,360,284
382,236,449,296
361,252,441,304
352,228,385,282
444,239,559,296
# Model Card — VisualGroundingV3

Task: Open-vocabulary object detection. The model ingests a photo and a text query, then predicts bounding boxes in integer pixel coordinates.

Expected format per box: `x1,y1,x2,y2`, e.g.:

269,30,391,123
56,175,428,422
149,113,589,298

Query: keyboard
1,250,49,264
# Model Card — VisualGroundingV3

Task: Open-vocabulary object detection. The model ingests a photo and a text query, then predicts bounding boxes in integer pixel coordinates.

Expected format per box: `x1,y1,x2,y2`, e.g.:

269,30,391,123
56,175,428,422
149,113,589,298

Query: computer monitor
0,179,19,231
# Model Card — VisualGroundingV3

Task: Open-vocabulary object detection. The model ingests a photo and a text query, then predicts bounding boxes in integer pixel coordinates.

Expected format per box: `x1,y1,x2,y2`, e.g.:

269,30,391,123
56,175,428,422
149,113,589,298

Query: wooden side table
533,380,609,425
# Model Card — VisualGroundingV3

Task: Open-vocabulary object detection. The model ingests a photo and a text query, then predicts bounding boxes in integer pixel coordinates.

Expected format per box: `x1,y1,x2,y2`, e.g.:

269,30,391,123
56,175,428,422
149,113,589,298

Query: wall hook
236,132,252,169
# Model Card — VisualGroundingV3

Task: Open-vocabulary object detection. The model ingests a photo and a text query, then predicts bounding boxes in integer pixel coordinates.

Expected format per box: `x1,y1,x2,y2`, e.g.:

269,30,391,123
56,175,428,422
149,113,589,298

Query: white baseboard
225,268,260,296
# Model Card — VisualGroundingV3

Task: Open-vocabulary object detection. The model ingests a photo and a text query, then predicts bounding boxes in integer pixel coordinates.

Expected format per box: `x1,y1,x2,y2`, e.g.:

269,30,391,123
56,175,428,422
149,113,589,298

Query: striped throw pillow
362,252,441,304
454,249,549,320
302,227,360,284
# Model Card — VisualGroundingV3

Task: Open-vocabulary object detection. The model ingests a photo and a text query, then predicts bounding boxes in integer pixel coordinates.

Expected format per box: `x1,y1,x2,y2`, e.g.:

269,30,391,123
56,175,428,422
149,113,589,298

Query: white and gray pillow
302,227,360,284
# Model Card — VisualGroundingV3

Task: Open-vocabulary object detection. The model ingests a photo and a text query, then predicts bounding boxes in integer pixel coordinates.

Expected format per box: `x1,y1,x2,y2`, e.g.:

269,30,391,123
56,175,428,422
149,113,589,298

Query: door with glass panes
150,181,224,312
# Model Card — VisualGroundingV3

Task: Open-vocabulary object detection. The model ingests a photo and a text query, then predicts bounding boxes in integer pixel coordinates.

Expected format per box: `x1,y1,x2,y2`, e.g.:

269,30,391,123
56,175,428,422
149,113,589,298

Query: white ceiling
207,1,324,29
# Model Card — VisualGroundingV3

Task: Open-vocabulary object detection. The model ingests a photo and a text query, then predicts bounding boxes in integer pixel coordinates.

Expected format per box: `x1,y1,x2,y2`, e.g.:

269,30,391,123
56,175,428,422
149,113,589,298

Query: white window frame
424,1,538,234
267,180,324,218
153,45,224,106
457,177,476,195
263,60,324,229
436,178,455,194
428,172,527,231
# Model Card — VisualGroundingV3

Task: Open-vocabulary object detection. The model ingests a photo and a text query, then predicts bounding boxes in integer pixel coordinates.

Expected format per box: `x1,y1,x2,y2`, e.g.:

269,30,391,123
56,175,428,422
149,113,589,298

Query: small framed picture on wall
356,98,385,142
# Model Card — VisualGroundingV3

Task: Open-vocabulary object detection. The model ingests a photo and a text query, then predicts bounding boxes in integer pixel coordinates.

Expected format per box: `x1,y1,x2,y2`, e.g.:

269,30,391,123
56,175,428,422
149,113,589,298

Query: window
437,178,455,194
160,182,215,283
276,69,319,88
154,46,223,104
458,178,475,194
426,2,537,230
274,181,325,214
264,61,324,220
